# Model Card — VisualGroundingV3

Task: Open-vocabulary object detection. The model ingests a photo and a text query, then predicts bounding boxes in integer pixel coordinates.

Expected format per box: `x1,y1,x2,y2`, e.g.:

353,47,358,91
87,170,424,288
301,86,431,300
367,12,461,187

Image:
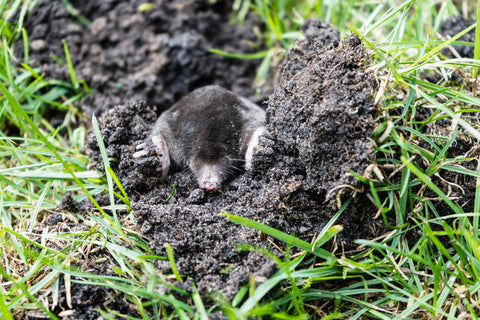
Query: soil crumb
87,19,382,300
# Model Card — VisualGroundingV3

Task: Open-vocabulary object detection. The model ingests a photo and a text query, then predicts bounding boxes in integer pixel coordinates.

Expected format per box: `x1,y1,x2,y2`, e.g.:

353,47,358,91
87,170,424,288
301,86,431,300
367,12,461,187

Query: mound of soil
87,19,381,302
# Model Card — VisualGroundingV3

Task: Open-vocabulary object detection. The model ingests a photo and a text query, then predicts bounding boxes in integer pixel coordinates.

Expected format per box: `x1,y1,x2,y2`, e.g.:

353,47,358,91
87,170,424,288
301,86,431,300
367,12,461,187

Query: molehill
86,19,381,298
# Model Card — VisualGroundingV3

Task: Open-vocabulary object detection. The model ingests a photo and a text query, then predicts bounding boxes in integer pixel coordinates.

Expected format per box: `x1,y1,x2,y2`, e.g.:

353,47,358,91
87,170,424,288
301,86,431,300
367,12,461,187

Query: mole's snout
202,182,218,191
195,163,223,191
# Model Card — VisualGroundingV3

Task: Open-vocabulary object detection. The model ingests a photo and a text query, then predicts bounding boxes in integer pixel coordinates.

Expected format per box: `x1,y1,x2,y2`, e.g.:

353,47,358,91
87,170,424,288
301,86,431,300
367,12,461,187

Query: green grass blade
62,39,78,90
221,213,334,260
164,243,182,281
401,155,462,214
472,0,480,79
91,113,125,236
192,286,209,320
209,48,267,59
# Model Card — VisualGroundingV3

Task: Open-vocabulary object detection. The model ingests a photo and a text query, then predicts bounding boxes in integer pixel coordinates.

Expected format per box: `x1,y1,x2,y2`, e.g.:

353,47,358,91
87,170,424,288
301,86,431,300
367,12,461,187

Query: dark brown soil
87,18,380,305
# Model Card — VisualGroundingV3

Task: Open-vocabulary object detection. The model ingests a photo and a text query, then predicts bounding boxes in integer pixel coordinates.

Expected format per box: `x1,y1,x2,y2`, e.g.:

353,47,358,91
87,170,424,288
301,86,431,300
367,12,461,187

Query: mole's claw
133,149,148,158
132,135,171,179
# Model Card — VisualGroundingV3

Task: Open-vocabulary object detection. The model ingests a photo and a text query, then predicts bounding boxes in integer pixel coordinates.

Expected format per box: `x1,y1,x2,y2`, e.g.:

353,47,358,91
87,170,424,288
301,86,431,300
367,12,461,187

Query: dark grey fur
152,85,265,189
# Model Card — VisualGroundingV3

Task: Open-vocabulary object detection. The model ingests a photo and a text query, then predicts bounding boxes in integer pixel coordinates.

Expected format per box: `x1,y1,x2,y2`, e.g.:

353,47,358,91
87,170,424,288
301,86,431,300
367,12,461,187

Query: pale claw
132,142,149,158
133,134,170,179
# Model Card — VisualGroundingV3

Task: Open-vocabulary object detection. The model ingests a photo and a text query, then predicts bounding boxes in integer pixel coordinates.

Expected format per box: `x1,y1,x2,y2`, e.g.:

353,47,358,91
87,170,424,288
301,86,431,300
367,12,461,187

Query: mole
133,85,265,190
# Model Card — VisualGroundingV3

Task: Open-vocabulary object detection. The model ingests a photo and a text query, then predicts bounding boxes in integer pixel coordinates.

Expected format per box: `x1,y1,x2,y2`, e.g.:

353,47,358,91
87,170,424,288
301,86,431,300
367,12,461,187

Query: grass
1,0,480,319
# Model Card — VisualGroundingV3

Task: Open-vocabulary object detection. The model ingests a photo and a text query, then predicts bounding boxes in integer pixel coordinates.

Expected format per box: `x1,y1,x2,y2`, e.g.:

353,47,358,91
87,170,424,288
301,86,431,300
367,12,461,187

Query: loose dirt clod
87,20,382,301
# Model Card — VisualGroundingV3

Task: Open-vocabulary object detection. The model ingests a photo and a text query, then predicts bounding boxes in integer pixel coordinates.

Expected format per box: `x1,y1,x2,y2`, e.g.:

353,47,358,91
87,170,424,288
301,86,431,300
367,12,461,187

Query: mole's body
136,85,265,190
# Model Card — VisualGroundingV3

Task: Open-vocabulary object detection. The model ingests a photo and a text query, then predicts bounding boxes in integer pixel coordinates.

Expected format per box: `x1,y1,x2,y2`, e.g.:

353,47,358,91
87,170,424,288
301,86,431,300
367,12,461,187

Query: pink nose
202,182,218,190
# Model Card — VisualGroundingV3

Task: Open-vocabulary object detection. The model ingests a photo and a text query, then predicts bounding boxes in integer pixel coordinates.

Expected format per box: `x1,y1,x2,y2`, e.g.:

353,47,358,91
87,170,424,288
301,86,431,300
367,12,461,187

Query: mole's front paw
133,134,170,179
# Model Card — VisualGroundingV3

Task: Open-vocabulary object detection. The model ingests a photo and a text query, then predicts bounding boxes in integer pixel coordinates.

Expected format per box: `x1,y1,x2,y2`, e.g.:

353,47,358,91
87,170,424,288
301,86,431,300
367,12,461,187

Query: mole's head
189,146,234,190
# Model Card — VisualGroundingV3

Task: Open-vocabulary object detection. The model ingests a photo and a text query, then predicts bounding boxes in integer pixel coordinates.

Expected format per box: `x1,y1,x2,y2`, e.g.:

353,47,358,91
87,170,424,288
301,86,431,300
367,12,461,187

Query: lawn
1,0,480,319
